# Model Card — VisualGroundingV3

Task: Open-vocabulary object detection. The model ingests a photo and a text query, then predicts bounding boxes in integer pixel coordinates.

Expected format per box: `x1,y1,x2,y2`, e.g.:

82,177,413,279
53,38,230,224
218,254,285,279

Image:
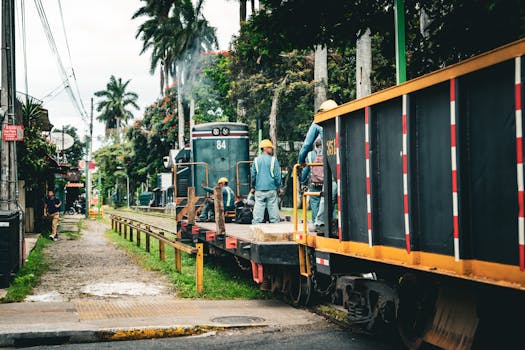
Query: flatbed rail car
181,221,301,297
297,39,525,349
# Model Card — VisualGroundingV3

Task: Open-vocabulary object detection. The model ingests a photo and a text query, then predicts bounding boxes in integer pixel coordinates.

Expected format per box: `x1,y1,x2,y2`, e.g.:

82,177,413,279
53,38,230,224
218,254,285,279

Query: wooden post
175,248,182,272
187,187,196,225
196,243,204,293
159,232,165,261
213,187,225,235
129,226,133,242
145,226,151,252
136,229,141,247
124,222,128,240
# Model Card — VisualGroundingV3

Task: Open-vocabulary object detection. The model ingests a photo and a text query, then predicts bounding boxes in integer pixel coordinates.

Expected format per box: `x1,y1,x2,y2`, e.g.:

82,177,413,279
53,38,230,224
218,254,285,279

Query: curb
0,324,258,347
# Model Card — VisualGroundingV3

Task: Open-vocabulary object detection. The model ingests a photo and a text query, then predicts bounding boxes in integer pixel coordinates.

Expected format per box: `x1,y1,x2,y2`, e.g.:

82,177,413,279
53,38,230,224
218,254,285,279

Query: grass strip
1,236,51,303
106,229,267,299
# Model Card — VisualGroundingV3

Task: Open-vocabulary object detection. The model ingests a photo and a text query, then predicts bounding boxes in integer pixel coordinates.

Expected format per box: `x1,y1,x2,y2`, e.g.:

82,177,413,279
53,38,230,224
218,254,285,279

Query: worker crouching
198,177,235,222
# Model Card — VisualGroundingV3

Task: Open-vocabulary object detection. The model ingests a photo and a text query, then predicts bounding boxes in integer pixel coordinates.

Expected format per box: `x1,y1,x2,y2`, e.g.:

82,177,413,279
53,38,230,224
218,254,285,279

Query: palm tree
167,0,217,148
133,0,178,95
134,0,217,147
95,75,139,142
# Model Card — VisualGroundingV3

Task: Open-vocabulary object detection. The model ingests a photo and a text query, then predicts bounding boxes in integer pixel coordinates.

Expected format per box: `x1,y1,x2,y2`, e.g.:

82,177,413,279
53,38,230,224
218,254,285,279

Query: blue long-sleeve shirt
298,123,323,164
251,153,282,191
202,185,235,210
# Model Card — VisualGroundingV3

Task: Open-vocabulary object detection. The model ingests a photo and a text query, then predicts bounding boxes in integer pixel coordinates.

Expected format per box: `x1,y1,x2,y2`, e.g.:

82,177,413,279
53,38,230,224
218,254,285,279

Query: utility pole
88,98,93,213
0,0,16,211
84,99,92,219
395,0,407,84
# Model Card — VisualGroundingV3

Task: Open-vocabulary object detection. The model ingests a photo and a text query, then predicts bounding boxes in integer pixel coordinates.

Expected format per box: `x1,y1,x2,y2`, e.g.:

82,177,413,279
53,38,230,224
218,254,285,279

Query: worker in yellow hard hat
297,99,339,235
251,139,282,223
197,177,235,222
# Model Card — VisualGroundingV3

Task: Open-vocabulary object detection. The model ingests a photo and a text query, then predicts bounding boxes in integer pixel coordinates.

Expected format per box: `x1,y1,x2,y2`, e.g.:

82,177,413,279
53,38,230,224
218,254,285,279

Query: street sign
1,125,24,141
78,160,96,171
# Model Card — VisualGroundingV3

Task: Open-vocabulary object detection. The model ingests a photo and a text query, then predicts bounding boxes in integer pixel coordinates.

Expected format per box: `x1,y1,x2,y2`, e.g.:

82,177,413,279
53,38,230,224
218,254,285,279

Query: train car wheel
286,273,314,306
396,274,435,350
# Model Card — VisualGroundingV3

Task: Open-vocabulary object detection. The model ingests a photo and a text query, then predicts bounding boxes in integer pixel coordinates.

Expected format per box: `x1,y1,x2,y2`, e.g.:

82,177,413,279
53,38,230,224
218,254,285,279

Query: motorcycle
66,200,85,215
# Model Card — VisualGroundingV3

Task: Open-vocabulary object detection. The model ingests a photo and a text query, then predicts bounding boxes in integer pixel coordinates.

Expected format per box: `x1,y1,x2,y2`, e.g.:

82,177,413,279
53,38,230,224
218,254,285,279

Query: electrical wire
41,77,70,101
33,0,88,123
57,0,87,117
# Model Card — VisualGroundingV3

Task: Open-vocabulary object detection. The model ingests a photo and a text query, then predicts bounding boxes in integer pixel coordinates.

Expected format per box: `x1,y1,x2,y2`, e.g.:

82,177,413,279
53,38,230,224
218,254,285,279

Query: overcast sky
14,0,247,150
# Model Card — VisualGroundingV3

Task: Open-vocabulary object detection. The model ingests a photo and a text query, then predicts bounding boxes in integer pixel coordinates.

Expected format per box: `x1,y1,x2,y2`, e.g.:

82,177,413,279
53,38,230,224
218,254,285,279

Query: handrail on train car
292,163,323,233
236,160,253,196
173,162,209,200
110,214,204,293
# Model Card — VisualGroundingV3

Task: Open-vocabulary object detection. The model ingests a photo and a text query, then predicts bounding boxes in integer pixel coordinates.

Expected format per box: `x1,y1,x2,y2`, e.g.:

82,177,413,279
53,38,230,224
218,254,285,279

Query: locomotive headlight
221,127,230,136
212,128,220,136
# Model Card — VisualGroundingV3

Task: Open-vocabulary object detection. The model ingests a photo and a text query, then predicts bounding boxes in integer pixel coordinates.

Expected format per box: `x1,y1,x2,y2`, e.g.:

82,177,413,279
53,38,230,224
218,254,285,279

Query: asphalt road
18,324,397,350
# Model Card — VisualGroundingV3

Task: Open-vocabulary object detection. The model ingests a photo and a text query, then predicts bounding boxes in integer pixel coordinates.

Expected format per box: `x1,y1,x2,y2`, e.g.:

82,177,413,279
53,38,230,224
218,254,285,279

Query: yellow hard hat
217,177,228,184
317,99,338,113
259,139,273,149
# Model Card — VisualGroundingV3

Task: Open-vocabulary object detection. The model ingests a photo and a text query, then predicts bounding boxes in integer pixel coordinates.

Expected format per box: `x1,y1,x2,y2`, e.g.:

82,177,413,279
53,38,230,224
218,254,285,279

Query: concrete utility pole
84,99,92,219
1,0,17,211
313,45,328,112
356,28,372,99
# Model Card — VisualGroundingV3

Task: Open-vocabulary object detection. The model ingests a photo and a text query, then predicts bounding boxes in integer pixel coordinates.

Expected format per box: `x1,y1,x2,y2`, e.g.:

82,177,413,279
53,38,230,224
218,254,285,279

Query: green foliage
251,0,525,82
17,98,56,190
1,236,51,303
93,142,132,206
193,52,235,123
126,87,179,190
106,229,267,299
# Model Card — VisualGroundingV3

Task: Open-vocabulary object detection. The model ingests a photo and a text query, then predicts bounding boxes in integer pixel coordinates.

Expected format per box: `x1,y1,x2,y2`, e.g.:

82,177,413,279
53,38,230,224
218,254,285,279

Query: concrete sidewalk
0,298,321,347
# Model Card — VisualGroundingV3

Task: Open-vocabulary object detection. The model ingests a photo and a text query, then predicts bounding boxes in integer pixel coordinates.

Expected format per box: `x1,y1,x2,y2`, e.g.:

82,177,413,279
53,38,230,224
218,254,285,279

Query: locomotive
141,122,251,209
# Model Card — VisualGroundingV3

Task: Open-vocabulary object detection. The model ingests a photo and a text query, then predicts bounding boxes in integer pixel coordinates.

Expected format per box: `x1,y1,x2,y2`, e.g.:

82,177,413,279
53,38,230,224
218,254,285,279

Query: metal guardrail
110,214,204,293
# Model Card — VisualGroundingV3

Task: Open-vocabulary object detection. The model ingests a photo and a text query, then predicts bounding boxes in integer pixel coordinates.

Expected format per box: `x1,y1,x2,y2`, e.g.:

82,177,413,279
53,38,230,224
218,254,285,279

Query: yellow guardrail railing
292,163,323,233
110,214,204,293
292,163,323,278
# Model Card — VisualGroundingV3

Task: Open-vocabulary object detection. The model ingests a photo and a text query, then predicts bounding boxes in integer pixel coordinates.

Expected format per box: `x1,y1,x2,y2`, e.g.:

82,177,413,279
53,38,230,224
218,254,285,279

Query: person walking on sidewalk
44,190,61,241
251,139,282,224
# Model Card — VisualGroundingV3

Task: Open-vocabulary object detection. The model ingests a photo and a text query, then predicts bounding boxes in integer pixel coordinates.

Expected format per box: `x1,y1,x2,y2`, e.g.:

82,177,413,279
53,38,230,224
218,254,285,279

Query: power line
33,0,87,123
57,0,87,117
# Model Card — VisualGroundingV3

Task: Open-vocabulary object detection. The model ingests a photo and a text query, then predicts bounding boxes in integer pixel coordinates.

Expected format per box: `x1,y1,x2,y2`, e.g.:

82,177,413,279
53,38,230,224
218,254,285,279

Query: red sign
2,125,24,141
78,160,96,170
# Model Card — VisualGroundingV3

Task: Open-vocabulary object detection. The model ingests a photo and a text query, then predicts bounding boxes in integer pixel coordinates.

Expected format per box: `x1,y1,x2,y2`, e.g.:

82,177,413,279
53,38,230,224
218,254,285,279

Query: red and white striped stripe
365,107,373,247
402,95,411,253
450,78,460,261
316,257,330,266
336,117,343,242
515,57,524,271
